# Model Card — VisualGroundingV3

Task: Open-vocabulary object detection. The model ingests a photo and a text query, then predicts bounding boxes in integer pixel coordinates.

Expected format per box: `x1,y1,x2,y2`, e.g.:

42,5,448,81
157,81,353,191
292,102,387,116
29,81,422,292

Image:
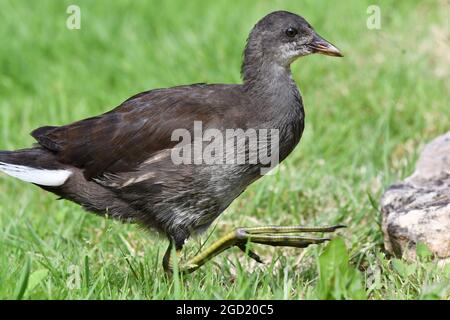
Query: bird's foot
165,224,345,274
234,224,346,263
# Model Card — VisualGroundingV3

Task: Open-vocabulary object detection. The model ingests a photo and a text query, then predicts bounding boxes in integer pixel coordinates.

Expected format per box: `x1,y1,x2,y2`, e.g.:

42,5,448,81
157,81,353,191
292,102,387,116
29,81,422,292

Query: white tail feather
0,162,72,186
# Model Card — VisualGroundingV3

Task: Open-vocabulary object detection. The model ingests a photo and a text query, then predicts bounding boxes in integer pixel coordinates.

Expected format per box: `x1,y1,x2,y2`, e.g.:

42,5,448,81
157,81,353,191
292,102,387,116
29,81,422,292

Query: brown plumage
0,11,343,273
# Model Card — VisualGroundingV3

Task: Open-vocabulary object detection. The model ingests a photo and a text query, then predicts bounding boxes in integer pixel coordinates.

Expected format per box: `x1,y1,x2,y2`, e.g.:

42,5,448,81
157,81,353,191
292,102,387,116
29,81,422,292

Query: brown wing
31,84,245,180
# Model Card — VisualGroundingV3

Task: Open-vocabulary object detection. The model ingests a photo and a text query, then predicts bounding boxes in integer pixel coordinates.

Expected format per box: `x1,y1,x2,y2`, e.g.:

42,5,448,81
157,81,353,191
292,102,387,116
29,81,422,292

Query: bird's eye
285,27,298,37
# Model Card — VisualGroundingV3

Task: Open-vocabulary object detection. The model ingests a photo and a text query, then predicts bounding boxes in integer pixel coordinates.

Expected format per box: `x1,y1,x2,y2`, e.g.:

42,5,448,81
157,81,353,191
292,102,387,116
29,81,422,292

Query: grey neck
241,51,305,162
241,55,301,110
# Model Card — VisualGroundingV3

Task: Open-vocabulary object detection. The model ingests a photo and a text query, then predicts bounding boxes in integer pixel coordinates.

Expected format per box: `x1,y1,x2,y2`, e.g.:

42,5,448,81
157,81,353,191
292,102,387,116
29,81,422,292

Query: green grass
0,0,449,299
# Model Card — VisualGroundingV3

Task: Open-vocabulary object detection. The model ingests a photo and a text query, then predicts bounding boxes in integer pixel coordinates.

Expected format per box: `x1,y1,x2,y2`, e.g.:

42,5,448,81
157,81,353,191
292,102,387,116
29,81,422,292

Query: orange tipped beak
308,34,343,57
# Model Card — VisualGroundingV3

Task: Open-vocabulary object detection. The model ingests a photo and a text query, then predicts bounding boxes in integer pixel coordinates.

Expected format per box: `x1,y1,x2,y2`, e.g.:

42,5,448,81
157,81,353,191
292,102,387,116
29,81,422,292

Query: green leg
163,224,345,274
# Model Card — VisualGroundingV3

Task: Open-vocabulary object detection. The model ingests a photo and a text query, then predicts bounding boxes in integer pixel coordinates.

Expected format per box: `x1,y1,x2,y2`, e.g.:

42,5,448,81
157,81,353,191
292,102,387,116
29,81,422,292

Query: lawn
0,0,449,299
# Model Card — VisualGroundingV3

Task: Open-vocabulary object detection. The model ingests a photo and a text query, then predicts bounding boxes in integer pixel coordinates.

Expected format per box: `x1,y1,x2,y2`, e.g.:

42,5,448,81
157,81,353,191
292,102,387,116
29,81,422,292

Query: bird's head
245,11,343,68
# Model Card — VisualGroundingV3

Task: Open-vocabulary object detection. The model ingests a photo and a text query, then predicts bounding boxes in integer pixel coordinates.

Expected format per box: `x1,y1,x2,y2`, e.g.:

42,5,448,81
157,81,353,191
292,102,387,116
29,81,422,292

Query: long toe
244,234,331,248
242,224,347,235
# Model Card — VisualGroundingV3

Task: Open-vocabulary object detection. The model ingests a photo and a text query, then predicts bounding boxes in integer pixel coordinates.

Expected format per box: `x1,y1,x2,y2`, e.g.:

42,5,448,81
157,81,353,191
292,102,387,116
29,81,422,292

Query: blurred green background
0,0,448,299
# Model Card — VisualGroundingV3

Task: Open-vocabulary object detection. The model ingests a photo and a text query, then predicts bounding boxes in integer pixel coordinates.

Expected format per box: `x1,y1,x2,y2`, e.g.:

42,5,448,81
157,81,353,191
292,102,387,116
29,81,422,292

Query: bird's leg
163,225,345,274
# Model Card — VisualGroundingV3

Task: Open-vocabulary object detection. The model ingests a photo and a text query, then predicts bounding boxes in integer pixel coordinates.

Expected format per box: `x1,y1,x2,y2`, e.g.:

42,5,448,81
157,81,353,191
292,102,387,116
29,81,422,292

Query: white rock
381,131,450,262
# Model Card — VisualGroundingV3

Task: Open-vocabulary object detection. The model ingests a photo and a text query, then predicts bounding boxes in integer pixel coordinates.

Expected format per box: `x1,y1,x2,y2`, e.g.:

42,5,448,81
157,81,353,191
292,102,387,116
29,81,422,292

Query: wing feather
31,85,245,180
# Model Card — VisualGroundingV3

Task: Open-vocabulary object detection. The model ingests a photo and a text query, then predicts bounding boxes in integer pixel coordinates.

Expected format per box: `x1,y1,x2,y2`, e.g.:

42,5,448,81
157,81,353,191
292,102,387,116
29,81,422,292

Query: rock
381,131,450,263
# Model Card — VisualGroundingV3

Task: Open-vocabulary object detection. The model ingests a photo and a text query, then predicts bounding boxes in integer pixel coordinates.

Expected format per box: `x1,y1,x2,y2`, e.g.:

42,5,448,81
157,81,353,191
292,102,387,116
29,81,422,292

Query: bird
0,11,344,274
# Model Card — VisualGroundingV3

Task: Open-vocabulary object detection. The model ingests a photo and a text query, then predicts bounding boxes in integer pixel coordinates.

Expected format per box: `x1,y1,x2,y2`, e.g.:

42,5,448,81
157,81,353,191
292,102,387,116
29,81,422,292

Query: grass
0,0,449,299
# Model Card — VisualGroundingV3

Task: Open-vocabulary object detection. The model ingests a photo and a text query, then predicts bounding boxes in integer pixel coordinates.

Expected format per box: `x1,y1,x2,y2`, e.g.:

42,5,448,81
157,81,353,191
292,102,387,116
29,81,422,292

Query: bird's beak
308,33,343,57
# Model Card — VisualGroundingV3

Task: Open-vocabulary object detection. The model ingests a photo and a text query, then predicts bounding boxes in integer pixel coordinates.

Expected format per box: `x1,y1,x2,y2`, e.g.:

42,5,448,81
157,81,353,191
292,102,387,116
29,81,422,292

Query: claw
237,244,264,264
317,238,331,243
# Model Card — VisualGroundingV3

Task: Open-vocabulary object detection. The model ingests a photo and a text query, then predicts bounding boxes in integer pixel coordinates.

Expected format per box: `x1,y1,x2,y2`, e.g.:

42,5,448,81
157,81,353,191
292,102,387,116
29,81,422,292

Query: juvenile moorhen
0,11,343,273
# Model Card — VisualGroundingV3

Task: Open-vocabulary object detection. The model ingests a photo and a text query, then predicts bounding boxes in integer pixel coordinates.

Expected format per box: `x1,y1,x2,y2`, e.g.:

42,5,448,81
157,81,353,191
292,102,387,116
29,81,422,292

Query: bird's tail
0,148,72,187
